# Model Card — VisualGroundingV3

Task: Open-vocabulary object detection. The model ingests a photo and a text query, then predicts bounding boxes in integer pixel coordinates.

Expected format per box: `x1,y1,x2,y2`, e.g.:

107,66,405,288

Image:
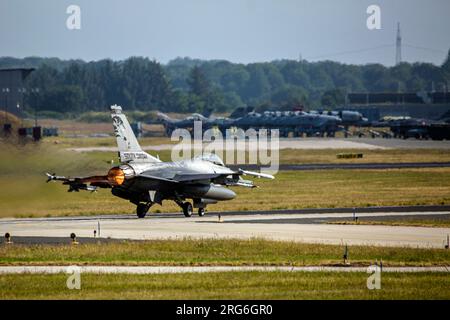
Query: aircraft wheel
198,208,205,217
182,202,193,217
136,203,150,218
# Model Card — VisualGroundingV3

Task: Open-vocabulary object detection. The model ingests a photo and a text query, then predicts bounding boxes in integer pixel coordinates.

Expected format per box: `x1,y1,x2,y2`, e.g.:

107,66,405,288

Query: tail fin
110,105,161,163
156,111,172,122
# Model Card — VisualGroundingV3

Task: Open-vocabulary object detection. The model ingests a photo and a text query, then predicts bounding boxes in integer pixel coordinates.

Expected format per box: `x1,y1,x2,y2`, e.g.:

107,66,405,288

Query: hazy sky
1,0,449,66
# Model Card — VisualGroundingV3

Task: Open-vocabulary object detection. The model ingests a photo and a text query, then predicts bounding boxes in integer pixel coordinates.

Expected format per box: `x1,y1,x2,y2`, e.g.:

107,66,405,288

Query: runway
233,162,450,171
0,265,448,275
69,137,450,153
1,209,449,248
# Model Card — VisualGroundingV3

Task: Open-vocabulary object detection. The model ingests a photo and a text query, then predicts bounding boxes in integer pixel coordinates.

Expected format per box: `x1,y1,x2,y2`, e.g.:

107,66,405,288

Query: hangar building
0,68,35,117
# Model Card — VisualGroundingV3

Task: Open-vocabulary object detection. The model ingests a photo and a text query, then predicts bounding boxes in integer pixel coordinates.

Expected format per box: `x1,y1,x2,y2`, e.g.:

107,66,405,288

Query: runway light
70,233,79,245
218,213,223,223
445,235,449,250
94,230,97,238
4,232,12,244
343,244,349,265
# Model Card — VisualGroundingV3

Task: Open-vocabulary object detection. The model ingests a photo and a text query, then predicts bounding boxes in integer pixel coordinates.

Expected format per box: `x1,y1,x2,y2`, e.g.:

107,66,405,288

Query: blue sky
1,0,449,65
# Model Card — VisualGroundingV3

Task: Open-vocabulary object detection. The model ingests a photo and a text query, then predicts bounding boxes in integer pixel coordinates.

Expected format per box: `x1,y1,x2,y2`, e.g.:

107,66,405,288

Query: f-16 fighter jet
46,105,274,218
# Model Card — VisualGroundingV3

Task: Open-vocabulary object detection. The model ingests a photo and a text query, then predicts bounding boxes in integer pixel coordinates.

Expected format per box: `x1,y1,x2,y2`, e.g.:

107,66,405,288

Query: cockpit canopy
194,153,225,166
187,113,207,121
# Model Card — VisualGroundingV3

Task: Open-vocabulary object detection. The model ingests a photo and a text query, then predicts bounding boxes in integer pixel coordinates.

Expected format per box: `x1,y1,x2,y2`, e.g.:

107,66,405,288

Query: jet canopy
194,153,225,167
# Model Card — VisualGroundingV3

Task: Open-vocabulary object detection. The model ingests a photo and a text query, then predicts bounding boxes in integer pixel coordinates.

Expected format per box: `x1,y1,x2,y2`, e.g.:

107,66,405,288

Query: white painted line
0,266,448,274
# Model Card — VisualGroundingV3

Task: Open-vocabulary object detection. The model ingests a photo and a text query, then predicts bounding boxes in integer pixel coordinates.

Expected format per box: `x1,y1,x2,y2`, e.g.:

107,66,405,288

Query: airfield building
0,68,35,117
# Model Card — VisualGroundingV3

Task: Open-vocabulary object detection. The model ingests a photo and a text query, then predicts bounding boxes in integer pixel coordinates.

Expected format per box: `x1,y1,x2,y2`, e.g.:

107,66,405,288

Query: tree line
1,51,449,115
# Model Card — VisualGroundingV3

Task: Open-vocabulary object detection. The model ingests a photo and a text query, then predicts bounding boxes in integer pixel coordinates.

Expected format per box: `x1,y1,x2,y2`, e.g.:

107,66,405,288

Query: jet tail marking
110,105,161,163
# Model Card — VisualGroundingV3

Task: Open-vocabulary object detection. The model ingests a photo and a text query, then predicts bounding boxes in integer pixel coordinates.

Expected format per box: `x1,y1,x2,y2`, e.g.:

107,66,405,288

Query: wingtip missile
238,169,275,180
45,172,56,183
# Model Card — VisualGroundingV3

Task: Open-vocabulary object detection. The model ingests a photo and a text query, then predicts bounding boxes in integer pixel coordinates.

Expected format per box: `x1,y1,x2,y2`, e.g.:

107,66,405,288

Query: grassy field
0,272,449,299
2,167,450,217
1,143,450,217
1,239,449,267
42,136,174,149
40,135,450,165
62,148,450,165
278,148,450,164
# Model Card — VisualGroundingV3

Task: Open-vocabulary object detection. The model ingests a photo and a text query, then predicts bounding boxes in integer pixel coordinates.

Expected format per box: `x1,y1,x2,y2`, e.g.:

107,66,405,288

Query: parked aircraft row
153,107,450,140
156,108,368,138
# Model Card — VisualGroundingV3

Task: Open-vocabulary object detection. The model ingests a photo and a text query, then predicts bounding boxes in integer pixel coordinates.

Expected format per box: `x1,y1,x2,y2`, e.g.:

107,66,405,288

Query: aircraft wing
138,172,225,183
173,173,225,182
46,173,111,192
137,169,273,187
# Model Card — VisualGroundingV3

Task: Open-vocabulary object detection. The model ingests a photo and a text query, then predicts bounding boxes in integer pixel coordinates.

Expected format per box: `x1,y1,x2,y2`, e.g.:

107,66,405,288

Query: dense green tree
1,52,447,115
187,66,210,97
442,50,450,75
271,85,308,109
321,89,345,107
244,64,271,101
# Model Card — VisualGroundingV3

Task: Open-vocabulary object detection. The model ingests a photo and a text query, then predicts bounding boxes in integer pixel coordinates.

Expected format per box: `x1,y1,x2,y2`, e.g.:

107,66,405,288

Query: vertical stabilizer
110,105,161,163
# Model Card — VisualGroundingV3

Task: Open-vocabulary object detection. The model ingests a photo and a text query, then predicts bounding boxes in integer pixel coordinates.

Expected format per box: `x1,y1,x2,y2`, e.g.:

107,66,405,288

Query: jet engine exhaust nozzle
107,167,125,185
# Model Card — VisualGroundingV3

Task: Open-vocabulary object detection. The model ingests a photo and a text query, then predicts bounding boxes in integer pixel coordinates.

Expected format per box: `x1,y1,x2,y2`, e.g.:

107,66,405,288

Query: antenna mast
396,22,402,65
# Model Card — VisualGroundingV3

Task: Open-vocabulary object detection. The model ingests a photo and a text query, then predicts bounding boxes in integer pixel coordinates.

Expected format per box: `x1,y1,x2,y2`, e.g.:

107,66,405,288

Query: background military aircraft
374,116,450,140
156,108,344,137
47,105,274,218
230,110,341,137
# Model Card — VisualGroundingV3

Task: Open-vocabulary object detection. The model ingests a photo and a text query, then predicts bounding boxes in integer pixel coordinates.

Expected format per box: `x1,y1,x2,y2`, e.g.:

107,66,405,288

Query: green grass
3,167,450,217
2,143,450,217
1,239,449,267
278,148,450,164
0,272,449,299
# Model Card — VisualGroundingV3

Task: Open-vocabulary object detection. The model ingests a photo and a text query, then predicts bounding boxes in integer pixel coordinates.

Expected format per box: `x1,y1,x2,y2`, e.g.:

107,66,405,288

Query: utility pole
2,87,9,122
395,22,402,65
17,88,26,127
31,88,40,127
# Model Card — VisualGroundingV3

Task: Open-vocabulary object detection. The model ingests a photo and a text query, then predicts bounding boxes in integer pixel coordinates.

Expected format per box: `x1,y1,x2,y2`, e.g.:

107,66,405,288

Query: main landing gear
182,202,193,217
177,200,206,217
136,202,152,218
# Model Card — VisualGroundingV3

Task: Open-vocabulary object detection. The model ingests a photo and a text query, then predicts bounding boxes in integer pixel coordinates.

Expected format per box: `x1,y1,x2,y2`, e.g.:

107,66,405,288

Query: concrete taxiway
1,210,449,248
69,137,450,153
234,162,450,171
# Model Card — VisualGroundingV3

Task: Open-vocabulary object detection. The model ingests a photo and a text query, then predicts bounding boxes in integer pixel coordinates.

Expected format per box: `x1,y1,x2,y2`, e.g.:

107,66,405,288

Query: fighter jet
157,112,209,136
46,105,274,218
156,111,233,136
230,110,341,137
